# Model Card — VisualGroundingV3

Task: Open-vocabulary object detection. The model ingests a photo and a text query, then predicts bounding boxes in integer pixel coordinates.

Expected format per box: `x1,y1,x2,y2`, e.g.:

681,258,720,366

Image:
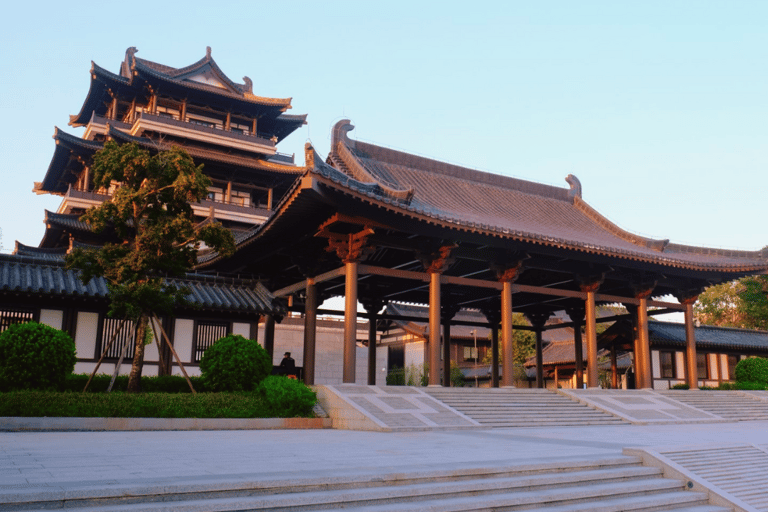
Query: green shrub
450,361,465,387
386,366,405,385
735,381,768,390
0,322,76,391
734,357,768,385
257,376,316,417
64,374,206,393
200,335,271,391
671,383,689,390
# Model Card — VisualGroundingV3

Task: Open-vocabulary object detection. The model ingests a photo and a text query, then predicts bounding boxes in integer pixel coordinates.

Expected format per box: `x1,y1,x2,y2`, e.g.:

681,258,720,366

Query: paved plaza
2,421,768,508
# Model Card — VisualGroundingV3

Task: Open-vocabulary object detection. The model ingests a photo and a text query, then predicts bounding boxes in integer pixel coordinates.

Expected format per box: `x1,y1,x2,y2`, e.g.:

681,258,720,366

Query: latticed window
100,317,137,359
0,308,35,333
697,353,709,380
194,321,229,362
659,351,676,379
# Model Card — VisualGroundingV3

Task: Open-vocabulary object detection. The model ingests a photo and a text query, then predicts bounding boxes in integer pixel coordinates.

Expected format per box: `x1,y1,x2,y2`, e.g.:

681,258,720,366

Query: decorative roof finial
242,76,253,93
565,174,582,201
332,119,355,149
206,46,212,58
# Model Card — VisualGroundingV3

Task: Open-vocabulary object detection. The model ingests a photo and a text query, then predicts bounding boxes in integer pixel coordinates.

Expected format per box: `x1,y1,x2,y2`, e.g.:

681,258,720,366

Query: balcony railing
133,112,276,151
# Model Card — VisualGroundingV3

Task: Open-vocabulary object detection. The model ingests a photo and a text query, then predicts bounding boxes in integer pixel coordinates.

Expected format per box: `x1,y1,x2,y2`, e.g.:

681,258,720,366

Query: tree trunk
127,314,148,393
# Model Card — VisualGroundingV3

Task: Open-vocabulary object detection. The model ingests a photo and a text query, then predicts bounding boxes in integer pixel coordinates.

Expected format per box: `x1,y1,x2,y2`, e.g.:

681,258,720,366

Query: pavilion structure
32,46,307,250
7,47,306,374
201,120,768,389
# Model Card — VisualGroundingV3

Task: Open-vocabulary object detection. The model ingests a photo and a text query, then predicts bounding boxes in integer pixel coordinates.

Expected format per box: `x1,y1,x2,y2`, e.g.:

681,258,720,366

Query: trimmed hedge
0,322,76,391
257,376,317,417
200,335,272,391
65,374,205,393
734,357,768,386
0,390,307,418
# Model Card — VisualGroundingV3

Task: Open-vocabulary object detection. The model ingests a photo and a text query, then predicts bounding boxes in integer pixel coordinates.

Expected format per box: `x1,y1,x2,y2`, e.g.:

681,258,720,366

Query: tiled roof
385,302,493,339
648,320,768,352
44,210,91,233
317,120,768,273
0,254,282,314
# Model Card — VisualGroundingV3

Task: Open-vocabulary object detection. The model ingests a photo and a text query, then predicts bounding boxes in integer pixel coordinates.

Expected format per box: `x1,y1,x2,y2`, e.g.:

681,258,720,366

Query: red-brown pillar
610,345,618,389
579,281,601,388
362,298,383,386
637,296,652,388
527,311,551,389
303,279,318,385
343,260,358,383
567,307,585,389
428,271,441,386
681,296,699,389
501,280,514,387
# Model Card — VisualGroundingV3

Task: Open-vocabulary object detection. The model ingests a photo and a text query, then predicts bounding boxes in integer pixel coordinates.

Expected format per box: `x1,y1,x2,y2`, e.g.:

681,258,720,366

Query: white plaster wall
720,354,730,380
651,350,660,379
675,352,686,379
405,341,425,369
173,319,195,365
232,322,250,338
39,309,63,330
73,312,99,372
708,353,719,380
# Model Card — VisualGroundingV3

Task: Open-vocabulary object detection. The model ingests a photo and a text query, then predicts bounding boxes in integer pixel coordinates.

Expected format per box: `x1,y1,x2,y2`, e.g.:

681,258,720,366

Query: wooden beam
272,266,346,297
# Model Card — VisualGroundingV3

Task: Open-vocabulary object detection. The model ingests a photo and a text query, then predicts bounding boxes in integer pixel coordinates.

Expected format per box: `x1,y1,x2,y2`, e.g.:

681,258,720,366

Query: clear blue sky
1,0,766,254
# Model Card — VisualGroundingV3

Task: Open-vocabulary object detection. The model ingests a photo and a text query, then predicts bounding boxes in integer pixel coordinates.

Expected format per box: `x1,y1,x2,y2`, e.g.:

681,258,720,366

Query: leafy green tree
695,274,768,330
66,141,235,392
482,313,536,367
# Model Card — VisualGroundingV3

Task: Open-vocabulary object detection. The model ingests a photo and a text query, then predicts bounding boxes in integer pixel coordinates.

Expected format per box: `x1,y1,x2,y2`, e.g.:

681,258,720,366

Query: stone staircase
658,390,768,421
5,456,730,512
425,388,628,427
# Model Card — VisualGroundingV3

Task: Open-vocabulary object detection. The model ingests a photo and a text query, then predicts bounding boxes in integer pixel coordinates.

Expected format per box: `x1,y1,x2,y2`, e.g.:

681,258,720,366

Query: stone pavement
3,421,768,508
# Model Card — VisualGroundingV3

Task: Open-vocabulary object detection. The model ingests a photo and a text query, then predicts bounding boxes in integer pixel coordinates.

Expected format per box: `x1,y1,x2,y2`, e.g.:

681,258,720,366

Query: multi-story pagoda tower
26,46,307,255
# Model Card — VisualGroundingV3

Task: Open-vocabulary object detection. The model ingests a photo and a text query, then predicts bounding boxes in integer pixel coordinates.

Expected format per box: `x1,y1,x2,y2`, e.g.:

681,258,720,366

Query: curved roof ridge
351,136,571,201
133,57,293,109
663,241,768,260
572,195,670,252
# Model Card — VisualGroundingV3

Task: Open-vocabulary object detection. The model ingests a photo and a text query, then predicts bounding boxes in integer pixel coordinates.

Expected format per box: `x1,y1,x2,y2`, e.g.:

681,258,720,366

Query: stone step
35,475,703,512
5,457,691,512
424,388,626,426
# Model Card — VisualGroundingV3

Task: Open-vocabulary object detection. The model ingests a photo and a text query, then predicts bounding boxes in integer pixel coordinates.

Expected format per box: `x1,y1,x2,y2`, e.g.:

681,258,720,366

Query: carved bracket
419,244,457,274
325,228,375,263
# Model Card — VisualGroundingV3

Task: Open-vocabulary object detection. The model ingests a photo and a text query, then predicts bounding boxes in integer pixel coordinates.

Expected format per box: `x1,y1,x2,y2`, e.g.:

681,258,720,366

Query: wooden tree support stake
83,317,128,393
152,314,196,394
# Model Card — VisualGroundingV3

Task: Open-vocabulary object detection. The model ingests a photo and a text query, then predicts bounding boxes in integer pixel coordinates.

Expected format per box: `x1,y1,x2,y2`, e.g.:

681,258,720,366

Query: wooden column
581,282,600,388
225,181,232,204
637,297,652,388
343,260,358,383
180,100,187,122
302,279,318,385
632,285,655,389
249,316,260,343
490,326,499,387
428,271,441,386
610,345,618,389
264,314,276,362
225,112,231,131
501,280,515,387
362,299,383,385
567,307,585,389
682,297,699,389
442,303,459,387
527,311,551,389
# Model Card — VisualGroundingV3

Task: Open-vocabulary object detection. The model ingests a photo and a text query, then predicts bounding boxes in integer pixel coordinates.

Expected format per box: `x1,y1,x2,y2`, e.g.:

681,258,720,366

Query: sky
1,0,766,256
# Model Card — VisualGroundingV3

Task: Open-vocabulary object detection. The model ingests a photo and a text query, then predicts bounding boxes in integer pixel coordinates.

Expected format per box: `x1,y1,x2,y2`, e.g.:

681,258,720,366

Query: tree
482,313,536,367
66,141,235,392
695,274,768,330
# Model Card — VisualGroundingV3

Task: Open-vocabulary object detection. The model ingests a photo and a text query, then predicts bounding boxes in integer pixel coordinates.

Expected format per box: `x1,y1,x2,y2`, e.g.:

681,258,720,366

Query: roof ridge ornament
566,174,582,200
